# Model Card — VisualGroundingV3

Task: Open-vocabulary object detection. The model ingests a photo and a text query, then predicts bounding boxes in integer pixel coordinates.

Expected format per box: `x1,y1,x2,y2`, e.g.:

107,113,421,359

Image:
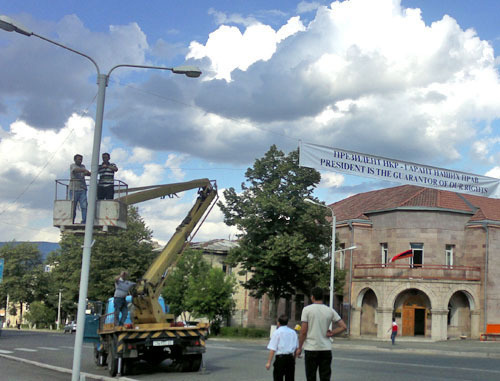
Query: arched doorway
360,289,378,336
447,291,472,338
394,289,431,337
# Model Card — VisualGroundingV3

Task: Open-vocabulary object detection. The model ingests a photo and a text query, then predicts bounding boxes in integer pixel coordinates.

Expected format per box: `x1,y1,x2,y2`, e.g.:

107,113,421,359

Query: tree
25,301,57,328
186,267,236,333
0,243,44,322
162,249,211,320
46,206,157,318
218,145,331,320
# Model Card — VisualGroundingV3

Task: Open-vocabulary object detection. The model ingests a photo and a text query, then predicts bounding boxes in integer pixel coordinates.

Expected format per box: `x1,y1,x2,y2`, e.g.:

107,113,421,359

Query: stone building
333,184,499,340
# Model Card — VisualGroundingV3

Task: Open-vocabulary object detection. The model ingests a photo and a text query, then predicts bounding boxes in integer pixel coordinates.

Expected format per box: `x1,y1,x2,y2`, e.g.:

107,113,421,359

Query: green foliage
218,145,331,319
46,206,156,318
25,301,56,328
218,326,268,338
162,250,211,319
0,243,44,319
186,267,236,325
334,268,347,296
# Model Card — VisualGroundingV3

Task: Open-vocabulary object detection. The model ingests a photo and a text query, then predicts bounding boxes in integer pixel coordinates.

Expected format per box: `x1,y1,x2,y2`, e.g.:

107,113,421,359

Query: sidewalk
332,336,500,359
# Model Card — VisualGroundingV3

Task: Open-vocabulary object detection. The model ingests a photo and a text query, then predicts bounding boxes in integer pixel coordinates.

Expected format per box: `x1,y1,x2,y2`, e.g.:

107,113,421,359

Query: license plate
153,340,174,346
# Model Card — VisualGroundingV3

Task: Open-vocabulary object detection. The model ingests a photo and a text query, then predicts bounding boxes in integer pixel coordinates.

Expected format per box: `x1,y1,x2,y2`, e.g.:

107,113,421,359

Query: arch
359,288,378,336
385,283,436,311
447,290,474,338
355,287,380,309
393,288,432,337
443,286,477,311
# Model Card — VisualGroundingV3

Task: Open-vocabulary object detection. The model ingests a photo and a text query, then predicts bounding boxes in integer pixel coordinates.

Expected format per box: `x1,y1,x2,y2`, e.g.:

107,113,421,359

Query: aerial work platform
53,179,128,233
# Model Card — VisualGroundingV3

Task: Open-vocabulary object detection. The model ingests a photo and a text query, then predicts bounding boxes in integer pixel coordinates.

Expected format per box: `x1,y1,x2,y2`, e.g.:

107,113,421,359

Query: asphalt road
2,329,500,380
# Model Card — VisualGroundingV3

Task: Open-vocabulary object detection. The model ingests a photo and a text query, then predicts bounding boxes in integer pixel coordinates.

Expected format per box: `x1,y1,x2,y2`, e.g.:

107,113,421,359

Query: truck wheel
180,354,202,372
107,343,118,377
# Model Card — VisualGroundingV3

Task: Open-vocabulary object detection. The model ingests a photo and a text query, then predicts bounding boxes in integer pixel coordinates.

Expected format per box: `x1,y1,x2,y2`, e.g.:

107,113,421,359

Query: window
258,298,263,317
381,243,388,266
445,245,454,266
338,243,345,270
410,243,424,268
222,264,232,275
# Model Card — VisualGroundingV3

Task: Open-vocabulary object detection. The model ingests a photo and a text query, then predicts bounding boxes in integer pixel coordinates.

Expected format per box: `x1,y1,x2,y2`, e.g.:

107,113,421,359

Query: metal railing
353,263,481,281
54,179,128,201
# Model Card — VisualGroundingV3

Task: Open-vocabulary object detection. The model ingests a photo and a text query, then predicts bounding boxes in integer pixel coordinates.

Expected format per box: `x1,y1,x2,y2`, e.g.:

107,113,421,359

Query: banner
299,141,500,198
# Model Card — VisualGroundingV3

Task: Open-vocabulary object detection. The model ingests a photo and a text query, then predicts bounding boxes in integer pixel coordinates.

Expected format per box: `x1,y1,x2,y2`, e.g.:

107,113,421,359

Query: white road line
61,346,74,349
0,350,14,354
0,352,139,381
37,347,60,351
335,356,500,375
14,348,38,352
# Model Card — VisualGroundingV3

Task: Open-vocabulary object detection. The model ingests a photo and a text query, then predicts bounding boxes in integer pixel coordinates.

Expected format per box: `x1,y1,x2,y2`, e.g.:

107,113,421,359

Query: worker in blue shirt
266,314,299,381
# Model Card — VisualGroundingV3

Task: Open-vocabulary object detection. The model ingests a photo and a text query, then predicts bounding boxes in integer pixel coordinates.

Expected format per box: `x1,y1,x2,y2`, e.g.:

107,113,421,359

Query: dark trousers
304,350,332,381
97,185,114,200
273,354,295,381
114,297,128,326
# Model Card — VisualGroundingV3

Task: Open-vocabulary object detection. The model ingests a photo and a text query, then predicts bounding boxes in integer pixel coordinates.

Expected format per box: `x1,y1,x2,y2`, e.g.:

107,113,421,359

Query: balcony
353,264,481,282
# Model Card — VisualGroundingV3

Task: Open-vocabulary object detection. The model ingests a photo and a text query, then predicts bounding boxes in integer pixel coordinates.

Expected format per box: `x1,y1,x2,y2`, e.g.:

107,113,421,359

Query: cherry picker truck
80,179,218,377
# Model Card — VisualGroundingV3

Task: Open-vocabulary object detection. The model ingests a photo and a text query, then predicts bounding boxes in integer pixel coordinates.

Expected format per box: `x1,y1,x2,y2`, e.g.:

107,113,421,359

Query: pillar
471,310,480,339
431,309,448,341
377,307,393,339
350,307,361,337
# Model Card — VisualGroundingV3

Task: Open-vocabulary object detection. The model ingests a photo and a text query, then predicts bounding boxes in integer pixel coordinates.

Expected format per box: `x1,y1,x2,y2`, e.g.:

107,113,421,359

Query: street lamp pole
305,199,336,309
57,289,62,330
0,15,201,381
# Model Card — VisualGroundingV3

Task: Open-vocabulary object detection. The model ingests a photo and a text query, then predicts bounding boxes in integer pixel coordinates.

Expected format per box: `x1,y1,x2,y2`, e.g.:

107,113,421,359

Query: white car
64,321,76,333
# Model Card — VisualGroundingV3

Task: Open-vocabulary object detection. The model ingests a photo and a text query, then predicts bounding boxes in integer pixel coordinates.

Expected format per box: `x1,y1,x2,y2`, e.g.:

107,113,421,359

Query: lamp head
0,15,32,36
172,65,202,78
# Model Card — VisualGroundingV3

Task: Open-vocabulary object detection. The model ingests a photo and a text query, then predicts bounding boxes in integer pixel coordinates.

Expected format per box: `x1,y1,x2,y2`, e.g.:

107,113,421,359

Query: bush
217,326,268,338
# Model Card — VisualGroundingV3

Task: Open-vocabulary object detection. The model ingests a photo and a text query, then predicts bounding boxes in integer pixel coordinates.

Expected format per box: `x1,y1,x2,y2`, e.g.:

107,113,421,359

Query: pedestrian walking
388,317,398,345
296,286,347,381
266,314,299,381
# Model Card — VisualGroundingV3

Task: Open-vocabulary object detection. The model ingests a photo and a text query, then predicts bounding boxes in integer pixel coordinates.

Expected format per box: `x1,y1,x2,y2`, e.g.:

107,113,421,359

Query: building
333,184,499,340
190,239,249,326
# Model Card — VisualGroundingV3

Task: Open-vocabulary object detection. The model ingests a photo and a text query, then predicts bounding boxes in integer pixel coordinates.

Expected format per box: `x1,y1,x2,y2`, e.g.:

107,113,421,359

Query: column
377,307,393,339
471,310,480,339
350,307,361,337
431,309,448,341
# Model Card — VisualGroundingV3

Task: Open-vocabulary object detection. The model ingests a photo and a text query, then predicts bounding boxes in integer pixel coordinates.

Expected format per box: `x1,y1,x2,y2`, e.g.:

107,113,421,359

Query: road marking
37,347,60,351
335,356,500,375
0,352,139,381
14,348,38,352
207,344,260,351
0,350,14,354
61,346,74,349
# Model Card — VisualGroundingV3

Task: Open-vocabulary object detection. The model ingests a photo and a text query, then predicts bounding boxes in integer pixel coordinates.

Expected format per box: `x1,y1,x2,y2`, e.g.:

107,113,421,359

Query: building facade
333,185,499,340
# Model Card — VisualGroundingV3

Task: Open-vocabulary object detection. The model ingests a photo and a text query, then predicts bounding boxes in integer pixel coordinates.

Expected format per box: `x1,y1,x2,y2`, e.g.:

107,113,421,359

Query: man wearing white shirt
266,314,299,381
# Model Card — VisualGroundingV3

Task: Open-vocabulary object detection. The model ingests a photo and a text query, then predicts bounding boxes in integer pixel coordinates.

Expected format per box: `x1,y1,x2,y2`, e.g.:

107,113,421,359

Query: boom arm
116,179,218,324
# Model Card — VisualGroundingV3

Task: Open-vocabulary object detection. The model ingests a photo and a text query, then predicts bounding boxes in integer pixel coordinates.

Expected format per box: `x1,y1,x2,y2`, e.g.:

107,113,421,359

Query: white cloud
319,172,345,188
165,153,188,180
297,1,322,14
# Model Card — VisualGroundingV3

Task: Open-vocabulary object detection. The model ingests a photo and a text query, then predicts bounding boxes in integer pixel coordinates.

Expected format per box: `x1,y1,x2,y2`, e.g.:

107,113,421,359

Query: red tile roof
329,185,500,223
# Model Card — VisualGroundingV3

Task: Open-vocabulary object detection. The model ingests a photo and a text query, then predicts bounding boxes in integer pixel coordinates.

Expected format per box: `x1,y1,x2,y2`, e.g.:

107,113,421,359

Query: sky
1,0,500,245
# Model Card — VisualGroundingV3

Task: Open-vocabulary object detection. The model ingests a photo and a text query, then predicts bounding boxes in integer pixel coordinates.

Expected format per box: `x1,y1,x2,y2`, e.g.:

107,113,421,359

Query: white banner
299,141,500,198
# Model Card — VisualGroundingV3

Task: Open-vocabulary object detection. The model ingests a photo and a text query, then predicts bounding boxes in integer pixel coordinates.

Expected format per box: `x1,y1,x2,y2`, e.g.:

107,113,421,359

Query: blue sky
1,0,499,244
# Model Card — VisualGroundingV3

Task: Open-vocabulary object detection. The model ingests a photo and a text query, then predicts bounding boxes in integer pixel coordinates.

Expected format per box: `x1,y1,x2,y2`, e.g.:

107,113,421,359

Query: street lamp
1,15,202,381
305,198,336,309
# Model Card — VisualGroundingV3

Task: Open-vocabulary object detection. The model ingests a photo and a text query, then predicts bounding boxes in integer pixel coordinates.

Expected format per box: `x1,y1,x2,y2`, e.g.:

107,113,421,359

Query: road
1,329,500,380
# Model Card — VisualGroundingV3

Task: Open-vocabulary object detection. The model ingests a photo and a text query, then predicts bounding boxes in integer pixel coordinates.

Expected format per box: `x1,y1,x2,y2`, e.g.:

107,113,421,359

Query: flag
389,249,413,263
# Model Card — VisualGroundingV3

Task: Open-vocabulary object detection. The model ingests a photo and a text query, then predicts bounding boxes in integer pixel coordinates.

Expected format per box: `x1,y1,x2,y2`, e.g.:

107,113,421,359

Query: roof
329,185,500,223
190,239,239,253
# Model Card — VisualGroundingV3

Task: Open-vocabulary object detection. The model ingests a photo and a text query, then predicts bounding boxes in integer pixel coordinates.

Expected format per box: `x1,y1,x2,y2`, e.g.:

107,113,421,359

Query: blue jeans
391,331,397,345
114,297,128,326
69,190,87,224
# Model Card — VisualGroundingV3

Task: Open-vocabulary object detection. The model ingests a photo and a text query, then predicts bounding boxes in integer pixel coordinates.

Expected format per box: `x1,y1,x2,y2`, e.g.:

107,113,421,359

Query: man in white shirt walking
296,287,347,381
266,314,299,381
